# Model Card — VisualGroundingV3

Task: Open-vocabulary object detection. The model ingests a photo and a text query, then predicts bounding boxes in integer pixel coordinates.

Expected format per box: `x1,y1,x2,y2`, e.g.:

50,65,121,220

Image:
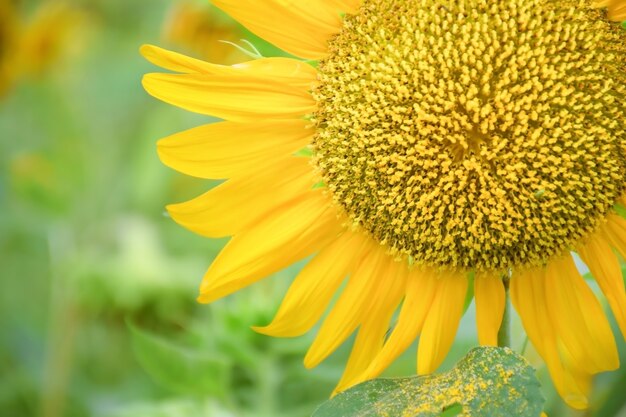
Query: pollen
312,0,626,272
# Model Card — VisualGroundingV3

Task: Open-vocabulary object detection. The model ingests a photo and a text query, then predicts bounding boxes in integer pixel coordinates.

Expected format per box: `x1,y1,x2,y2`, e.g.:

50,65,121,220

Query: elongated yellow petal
324,0,362,14
303,242,391,368
142,71,315,122
334,260,407,393
141,45,318,89
417,271,469,374
157,120,312,179
558,348,593,406
474,272,506,347
593,0,626,20
168,156,314,238
359,267,439,381
510,270,548,358
211,0,345,59
197,191,342,303
609,7,626,21
333,322,391,394
578,232,626,338
511,269,589,409
141,44,219,74
544,255,618,374
253,230,369,337
604,213,626,259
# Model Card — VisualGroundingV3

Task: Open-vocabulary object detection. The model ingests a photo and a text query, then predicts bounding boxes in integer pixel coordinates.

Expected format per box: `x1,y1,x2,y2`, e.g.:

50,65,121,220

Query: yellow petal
157,120,312,179
610,8,626,20
253,230,369,337
142,70,315,122
593,0,626,21
168,156,314,238
359,267,439,381
333,322,391,395
141,45,318,89
510,269,589,409
604,213,626,259
510,269,548,358
417,271,469,374
211,0,346,59
141,44,220,74
333,260,407,393
543,255,618,374
578,230,626,339
303,242,392,368
324,0,362,14
197,191,342,303
474,272,506,347
558,346,594,409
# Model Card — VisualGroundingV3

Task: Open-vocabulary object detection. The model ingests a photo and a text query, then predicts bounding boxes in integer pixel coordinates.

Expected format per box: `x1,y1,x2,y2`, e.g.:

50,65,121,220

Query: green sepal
613,202,626,220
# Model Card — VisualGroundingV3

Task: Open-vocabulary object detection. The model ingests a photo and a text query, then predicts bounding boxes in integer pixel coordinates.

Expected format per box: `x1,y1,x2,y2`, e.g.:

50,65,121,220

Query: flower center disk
312,0,626,272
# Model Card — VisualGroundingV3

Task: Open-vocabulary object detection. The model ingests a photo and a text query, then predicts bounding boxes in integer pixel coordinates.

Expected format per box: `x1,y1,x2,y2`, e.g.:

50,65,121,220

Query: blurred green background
0,1,625,416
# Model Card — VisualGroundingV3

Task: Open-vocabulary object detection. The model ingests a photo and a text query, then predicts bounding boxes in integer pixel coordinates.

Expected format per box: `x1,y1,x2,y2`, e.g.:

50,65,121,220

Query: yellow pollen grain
312,0,626,272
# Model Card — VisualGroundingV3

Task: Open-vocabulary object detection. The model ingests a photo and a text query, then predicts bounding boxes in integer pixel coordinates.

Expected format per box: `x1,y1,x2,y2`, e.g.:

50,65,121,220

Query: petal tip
250,324,301,338
303,352,320,370
196,293,210,304
139,43,153,57
140,73,158,94
250,325,265,333
250,325,275,336
564,393,589,410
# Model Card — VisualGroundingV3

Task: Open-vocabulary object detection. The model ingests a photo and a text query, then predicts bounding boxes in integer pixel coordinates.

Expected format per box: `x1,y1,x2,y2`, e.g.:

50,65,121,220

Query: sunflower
17,2,84,77
0,0,18,97
0,1,84,97
162,0,247,65
142,0,626,409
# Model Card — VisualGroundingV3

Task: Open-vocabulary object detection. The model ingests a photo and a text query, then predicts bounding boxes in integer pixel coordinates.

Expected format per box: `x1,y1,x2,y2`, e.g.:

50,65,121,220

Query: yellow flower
0,0,19,96
143,0,626,409
162,0,247,65
0,1,84,97
17,1,83,77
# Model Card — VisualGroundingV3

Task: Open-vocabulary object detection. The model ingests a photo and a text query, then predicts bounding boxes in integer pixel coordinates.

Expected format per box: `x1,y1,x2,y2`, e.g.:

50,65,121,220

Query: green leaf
128,322,229,397
312,347,544,417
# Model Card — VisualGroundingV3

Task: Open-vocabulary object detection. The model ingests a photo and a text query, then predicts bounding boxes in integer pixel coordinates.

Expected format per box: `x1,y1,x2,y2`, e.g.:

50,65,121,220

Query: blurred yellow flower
143,0,626,409
0,0,19,96
162,0,247,65
17,1,83,77
0,1,84,96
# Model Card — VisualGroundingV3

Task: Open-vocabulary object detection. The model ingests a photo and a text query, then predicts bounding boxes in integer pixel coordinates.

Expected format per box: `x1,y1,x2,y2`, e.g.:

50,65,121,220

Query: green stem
40,231,79,417
497,276,511,348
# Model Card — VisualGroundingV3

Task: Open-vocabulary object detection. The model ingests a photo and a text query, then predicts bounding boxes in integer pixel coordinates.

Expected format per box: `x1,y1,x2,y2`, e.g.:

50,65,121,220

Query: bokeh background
0,0,625,416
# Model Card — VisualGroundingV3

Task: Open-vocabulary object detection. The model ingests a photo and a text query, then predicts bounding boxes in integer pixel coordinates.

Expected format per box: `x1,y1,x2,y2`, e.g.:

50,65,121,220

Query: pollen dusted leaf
312,347,544,417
